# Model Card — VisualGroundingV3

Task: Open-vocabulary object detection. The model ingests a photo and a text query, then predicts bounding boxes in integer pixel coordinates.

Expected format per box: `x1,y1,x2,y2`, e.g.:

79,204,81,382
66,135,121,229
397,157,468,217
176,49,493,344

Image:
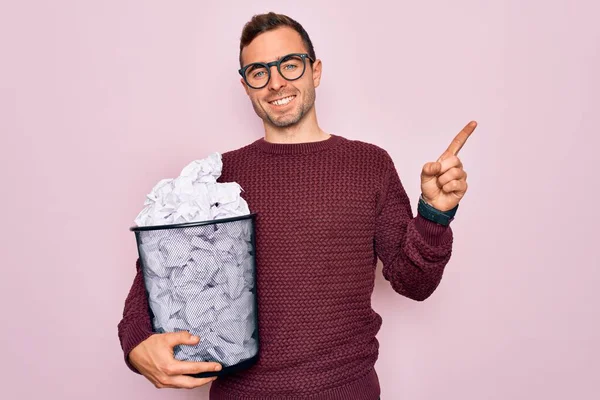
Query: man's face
240,27,322,128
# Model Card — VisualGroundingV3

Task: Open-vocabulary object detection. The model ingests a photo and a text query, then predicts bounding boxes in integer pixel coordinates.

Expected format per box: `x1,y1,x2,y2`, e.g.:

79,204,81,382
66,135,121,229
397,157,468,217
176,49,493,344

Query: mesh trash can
130,213,259,378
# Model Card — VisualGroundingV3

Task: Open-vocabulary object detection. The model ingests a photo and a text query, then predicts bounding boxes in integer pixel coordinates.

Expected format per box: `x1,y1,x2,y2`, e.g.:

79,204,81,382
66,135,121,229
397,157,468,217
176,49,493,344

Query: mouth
268,95,296,107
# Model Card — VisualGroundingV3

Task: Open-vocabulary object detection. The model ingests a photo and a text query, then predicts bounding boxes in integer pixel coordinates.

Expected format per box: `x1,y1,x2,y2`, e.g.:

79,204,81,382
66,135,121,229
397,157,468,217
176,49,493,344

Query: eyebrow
250,53,295,65
247,64,263,72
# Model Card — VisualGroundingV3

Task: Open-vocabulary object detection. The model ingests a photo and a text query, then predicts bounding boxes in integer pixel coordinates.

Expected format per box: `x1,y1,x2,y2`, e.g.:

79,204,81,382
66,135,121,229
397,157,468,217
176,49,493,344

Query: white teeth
271,96,294,106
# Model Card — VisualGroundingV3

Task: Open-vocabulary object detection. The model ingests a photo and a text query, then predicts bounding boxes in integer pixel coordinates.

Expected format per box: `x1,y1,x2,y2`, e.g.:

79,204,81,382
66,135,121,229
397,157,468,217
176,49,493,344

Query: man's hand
129,331,222,389
420,121,477,212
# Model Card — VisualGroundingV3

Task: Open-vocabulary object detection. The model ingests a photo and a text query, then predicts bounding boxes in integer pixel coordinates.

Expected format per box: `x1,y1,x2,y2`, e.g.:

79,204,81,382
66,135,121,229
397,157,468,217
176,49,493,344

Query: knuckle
157,375,171,386
162,364,176,375
182,381,197,389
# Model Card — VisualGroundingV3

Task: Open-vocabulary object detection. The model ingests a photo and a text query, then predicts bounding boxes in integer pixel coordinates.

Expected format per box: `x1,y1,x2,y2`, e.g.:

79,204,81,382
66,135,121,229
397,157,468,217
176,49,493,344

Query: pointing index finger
438,120,477,161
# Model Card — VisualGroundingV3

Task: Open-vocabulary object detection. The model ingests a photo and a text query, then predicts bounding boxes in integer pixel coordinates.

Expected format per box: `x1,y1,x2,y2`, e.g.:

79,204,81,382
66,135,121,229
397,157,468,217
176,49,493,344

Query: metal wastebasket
130,213,259,378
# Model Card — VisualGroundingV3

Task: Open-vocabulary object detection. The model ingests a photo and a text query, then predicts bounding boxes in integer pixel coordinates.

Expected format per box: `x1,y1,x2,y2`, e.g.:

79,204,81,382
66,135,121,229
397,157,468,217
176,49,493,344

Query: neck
263,107,330,144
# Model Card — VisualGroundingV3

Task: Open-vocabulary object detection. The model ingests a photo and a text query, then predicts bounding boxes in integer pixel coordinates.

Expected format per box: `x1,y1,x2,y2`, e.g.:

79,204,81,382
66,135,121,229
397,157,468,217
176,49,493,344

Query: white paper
134,152,250,227
140,227,258,366
134,152,257,366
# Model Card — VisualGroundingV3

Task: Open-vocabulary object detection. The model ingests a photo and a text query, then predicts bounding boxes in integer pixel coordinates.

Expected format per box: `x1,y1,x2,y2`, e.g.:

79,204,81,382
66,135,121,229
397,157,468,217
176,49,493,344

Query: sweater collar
252,134,343,155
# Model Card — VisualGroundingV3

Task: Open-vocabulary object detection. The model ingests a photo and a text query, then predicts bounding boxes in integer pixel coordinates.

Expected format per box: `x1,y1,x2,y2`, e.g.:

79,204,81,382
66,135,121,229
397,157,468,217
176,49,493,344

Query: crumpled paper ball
134,152,250,227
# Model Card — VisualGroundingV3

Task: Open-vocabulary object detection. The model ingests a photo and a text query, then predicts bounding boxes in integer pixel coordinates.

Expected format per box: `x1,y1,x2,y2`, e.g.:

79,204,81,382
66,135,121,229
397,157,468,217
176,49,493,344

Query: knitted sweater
117,134,454,400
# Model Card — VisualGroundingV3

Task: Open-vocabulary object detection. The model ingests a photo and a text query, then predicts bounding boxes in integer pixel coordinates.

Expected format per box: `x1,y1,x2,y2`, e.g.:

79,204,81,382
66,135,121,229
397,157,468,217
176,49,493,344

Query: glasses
239,53,314,89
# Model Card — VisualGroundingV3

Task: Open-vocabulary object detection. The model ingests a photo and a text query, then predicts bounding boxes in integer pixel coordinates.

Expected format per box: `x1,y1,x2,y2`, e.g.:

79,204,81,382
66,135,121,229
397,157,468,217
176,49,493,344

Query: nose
267,65,287,92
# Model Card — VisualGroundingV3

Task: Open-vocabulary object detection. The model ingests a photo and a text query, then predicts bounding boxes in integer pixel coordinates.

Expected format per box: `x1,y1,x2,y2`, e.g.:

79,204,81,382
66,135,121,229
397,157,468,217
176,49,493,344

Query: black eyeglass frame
238,53,315,89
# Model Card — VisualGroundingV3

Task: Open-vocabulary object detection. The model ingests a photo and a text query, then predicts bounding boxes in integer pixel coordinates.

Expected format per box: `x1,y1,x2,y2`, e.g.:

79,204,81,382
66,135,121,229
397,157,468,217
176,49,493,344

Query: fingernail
214,364,222,371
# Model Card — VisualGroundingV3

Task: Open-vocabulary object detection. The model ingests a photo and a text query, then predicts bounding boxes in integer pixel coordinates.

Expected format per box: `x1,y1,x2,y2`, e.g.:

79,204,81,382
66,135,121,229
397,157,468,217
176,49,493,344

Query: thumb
165,330,200,347
421,161,442,183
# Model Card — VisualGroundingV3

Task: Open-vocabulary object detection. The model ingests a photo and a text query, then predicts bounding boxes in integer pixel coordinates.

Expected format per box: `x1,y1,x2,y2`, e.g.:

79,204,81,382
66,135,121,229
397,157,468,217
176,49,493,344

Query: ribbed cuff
122,323,155,374
414,213,452,246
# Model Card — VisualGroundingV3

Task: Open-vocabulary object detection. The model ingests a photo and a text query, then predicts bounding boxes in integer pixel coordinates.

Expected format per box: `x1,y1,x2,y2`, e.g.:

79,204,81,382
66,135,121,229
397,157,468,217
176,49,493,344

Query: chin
270,113,303,127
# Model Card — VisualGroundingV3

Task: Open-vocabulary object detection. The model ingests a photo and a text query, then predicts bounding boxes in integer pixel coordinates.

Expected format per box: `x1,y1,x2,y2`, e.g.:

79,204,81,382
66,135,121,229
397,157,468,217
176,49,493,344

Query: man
118,11,475,400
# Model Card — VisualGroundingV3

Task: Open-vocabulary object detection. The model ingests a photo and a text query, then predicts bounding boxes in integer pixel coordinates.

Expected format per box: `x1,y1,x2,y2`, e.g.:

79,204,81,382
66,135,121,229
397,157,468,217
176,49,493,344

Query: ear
240,78,249,96
311,59,322,88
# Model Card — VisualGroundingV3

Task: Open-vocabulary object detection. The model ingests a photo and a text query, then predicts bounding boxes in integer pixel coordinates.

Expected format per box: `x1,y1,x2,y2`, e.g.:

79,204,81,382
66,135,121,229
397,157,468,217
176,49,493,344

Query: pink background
2,0,598,399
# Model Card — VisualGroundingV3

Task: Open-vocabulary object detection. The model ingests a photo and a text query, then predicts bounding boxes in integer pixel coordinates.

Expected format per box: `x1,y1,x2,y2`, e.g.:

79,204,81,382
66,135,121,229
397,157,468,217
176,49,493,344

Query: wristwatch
417,194,458,226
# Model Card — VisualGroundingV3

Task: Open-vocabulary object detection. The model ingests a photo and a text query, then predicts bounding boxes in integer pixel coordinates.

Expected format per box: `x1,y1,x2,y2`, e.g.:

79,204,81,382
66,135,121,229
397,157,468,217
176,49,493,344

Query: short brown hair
239,12,316,67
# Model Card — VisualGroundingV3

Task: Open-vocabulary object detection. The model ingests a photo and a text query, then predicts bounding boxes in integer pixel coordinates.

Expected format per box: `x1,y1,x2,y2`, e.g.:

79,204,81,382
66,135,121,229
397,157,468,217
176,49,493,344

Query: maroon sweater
117,134,454,399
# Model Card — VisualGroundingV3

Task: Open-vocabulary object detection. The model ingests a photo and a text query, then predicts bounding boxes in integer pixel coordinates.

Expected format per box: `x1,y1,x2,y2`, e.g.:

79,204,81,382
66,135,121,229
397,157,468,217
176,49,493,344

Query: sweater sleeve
117,258,155,373
374,153,454,301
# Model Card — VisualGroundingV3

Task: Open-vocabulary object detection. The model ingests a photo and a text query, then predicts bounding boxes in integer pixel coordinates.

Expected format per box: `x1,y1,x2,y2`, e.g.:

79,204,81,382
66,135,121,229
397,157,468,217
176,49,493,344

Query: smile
269,95,296,106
